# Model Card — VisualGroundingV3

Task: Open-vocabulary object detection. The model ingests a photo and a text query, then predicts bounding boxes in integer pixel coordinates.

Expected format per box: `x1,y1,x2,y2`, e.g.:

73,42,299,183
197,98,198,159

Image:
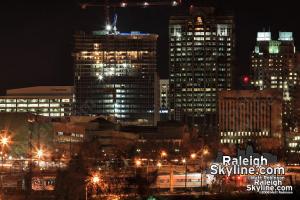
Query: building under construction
73,30,159,126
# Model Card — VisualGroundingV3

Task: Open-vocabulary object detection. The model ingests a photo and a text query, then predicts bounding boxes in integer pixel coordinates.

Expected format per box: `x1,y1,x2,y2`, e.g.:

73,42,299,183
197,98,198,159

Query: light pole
86,174,100,200
134,159,141,176
36,148,44,168
185,148,209,194
0,134,10,193
0,135,10,171
182,158,187,191
27,115,35,199
200,148,209,195
160,150,167,159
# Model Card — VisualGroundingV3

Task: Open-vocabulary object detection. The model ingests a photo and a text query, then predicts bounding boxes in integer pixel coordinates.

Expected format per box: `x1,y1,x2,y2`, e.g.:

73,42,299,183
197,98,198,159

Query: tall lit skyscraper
251,31,299,131
251,32,297,91
73,30,159,126
169,7,235,131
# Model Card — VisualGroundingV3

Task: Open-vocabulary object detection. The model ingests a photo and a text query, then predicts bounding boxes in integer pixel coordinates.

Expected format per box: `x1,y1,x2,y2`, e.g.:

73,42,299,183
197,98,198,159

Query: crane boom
81,1,181,9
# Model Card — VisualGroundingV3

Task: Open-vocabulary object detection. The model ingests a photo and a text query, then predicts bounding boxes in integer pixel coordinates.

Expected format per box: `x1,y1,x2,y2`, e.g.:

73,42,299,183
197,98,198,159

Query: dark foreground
2,193,300,200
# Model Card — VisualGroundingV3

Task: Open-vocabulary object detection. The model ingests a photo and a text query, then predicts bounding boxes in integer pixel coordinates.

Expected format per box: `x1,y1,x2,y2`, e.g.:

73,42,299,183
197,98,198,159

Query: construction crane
80,0,182,33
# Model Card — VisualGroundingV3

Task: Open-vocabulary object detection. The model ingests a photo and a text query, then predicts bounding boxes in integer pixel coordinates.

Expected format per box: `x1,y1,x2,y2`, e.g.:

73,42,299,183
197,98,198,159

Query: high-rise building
159,79,169,120
218,89,283,151
0,86,73,117
251,31,299,132
73,30,159,126
251,32,297,90
169,7,235,130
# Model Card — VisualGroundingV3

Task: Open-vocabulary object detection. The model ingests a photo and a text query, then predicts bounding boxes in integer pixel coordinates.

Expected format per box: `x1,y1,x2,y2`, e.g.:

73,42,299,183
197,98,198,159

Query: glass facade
73,31,159,125
169,7,235,128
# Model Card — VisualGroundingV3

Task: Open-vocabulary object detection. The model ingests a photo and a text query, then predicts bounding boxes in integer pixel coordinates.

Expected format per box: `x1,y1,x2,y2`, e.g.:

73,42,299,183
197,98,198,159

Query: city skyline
0,1,300,198
1,0,300,94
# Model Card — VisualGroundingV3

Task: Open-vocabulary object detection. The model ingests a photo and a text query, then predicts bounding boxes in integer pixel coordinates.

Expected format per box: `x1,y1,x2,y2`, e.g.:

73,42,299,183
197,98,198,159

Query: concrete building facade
218,89,283,150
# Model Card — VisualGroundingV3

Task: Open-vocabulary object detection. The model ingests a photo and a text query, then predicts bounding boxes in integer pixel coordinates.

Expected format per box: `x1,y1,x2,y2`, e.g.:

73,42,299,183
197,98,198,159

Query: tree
55,154,88,200
125,168,158,198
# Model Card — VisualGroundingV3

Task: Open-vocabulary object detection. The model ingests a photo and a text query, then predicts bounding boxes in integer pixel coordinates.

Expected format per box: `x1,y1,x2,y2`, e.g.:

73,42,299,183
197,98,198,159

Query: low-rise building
0,86,73,117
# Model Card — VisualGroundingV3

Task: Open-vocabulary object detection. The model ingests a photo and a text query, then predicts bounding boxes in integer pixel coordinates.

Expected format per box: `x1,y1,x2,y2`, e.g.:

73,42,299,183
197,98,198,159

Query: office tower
219,89,283,150
73,30,159,126
251,31,299,132
159,79,169,121
169,6,235,131
0,86,73,117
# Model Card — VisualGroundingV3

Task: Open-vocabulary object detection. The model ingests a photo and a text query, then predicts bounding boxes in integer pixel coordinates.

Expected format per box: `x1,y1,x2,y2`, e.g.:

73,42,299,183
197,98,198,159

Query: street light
135,159,142,167
157,161,162,168
182,158,188,191
0,135,11,171
92,175,100,184
86,174,101,200
190,153,197,160
200,148,209,195
36,149,44,159
0,136,9,146
160,151,167,158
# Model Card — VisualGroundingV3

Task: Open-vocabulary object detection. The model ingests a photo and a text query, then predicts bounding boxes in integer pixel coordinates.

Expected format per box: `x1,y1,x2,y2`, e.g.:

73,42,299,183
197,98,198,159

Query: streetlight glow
37,149,44,159
160,150,167,158
1,136,9,146
203,149,209,155
157,162,162,168
92,175,100,184
190,153,197,159
135,159,142,167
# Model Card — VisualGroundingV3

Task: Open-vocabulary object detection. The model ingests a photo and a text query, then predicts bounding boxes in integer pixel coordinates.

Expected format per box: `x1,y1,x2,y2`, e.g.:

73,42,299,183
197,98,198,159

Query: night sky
0,0,299,94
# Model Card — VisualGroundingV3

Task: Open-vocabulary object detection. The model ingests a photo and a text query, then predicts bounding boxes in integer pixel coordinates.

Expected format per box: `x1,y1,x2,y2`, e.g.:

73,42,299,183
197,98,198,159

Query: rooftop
6,86,73,96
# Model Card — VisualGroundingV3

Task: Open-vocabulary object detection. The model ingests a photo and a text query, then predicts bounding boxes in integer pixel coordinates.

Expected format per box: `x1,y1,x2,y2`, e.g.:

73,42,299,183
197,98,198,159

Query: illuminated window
217,24,229,36
257,32,271,41
269,41,280,54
